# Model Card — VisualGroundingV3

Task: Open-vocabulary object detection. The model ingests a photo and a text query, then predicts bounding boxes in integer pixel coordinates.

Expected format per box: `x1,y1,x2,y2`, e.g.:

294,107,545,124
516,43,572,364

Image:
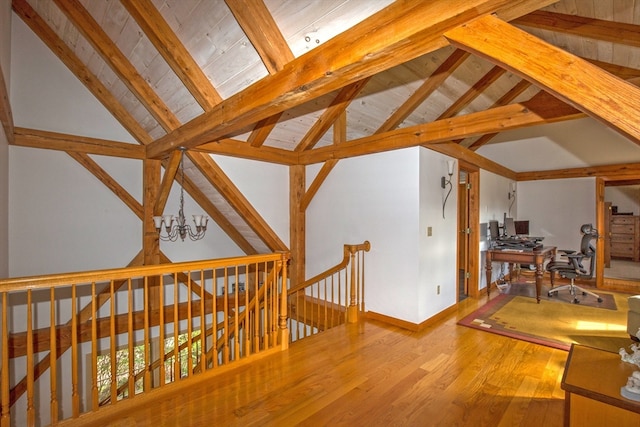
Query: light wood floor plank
74,294,576,427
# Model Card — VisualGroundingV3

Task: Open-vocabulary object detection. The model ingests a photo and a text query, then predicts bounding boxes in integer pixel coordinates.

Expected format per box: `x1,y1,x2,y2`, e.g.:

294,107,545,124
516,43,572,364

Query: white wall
518,177,596,251
307,147,460,324
0,0,11,278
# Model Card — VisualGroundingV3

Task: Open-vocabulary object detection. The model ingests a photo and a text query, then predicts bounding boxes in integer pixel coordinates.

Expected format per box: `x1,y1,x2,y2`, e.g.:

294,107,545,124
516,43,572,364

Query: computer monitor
489,220,499,240
504,217,516,237
514,220,529,236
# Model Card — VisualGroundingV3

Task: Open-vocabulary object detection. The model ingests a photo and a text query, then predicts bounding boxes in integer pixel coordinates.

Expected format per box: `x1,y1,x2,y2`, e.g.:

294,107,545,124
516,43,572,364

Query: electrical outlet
437,285,440,295
427,226,432,237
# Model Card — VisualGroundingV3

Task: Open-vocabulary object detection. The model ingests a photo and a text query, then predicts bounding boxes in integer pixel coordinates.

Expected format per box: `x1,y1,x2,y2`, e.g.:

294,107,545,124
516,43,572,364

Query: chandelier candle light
153,148,208,241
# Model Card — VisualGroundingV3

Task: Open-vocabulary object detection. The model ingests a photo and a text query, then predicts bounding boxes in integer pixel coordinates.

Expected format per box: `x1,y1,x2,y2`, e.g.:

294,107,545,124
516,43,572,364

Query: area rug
458,287,633,352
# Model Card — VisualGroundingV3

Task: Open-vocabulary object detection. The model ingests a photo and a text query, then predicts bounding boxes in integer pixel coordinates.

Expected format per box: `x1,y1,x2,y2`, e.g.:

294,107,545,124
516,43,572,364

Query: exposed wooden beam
120,0,222,110
437,65,506,120
445,14,640,145
67,151,144,220
12,0,152,145
298,91,582,165
517,162,640,181
296,78,371,152
0,62,14,145
289,164,305,286
467,80,534,150
147,0,557,159
427,142,517,180
52,0,181,132
225,0,294,74
12,127,145,159
377,49,470,134
513,10,640,48
154,150,182,216
248,113,283,148
187,152,286,252
197,138,298,165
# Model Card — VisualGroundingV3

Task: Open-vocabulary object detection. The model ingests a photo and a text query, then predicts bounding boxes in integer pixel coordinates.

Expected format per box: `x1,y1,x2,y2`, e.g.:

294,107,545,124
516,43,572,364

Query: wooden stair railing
287,241,370,342
0,252,289,427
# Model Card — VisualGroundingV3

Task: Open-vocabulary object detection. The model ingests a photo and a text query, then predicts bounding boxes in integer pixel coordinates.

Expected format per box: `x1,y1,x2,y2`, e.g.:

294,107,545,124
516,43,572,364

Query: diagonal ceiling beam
513,10,640,48
225,0,294,74
12,0,152,145
52,0,181,132
377,49,470,134
296,78,371,152
445,14,640,145
0,63,13,145
120,0,222,111
187,152,287,252
147,0,558,159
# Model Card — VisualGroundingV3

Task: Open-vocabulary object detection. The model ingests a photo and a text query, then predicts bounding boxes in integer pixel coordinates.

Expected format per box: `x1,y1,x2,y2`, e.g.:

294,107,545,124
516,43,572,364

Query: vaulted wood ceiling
5,0,640,254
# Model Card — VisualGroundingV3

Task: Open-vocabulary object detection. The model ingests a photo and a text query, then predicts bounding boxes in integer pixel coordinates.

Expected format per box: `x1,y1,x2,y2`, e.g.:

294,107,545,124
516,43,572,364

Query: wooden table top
562,344,640,414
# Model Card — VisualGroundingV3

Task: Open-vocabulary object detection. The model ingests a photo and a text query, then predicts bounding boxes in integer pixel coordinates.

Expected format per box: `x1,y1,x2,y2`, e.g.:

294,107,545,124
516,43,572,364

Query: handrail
0,252,289,427
287,241,370,342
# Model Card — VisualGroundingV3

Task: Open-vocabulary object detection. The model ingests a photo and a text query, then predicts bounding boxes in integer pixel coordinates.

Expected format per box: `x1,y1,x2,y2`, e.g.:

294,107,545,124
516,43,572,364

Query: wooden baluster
26,289,34,426
243,264,250,357
212,268,217,368
1,292,9,427
143,277,151,392
173,272,179,382
199,269,205,373
159,275,165,386
109,280,117,403
233,265,239,361
223,269,229,364
50,287,58,424
253,263,260,353
279,255,289,349
128,278,134,398
71,284,79,418
91,283,98,410
187,270,193,378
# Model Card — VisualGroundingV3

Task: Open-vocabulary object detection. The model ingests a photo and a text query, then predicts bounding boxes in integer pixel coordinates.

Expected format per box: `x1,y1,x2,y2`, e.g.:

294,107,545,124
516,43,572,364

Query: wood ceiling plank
12,0,152,145
298,91,583,165
52,0,181,132
147,0,556,159
187,152,287,252
120,0,222,111
12,127,145,159
445,14,640,145
225,0,294,74
513,10,640,48
67,151,144,220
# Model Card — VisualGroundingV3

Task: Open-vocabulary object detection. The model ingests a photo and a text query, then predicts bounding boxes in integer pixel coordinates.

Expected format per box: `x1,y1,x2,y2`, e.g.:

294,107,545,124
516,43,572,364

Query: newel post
346,241,370,323
278,252,290,349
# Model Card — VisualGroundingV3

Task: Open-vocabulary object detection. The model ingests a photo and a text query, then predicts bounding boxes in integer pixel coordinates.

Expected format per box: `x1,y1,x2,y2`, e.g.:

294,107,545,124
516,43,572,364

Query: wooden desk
485,245,556,303
562,344,640,427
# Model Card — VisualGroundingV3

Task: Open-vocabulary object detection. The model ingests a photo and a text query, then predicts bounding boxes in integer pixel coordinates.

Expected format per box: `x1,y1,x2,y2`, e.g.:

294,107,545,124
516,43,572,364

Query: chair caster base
573,298,580,304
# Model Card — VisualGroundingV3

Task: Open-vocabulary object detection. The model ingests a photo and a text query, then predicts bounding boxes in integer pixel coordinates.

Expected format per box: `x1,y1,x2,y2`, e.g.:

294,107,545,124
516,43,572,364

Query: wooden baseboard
366,304,457,332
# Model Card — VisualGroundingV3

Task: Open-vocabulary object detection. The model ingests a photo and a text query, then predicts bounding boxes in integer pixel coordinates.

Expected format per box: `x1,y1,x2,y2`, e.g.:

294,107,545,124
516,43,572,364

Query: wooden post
278,252,290,349
347,248,358,323
289,165,305,287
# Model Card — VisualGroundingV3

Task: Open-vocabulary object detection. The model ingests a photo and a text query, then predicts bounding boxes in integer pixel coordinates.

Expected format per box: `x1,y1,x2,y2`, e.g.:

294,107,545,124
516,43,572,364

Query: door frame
458,160,480,299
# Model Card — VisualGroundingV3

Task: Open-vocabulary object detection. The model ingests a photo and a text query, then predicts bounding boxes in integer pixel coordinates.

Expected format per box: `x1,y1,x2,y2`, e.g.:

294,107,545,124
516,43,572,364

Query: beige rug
459,290,633,352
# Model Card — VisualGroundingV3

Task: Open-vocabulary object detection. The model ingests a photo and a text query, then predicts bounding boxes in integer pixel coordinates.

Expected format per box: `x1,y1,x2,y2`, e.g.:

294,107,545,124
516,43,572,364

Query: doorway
457,162,480,301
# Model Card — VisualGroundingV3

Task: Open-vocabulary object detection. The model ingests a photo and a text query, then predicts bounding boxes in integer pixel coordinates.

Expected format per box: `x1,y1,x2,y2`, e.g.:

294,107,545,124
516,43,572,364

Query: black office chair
546,224,602,304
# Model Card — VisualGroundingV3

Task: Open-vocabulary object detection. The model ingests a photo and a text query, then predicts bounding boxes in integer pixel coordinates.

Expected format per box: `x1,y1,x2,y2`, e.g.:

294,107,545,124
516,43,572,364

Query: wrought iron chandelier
153,149,208,241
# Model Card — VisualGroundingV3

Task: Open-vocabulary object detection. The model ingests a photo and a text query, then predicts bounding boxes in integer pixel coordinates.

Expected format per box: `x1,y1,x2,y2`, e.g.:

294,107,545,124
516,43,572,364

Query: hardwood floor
73,294,568,426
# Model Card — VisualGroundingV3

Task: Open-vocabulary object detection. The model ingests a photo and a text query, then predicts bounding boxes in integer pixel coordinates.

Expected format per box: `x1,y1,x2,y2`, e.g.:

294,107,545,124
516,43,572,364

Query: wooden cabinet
610,215,640,262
